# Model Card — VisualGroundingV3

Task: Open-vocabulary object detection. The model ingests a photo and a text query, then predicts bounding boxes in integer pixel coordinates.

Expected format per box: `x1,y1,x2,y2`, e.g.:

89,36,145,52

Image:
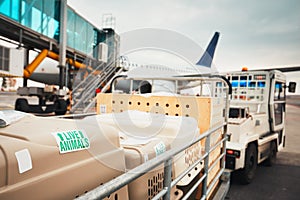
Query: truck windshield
227,74,266,101
229,108,240,118
229,108,246,118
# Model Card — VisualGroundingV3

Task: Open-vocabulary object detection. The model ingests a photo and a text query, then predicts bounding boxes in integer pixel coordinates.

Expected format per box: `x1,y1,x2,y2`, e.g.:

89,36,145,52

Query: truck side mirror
288,82,296,93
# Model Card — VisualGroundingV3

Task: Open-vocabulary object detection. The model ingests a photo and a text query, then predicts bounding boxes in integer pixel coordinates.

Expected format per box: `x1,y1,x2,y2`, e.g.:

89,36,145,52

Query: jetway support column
58,0,68,90
23,48,30,87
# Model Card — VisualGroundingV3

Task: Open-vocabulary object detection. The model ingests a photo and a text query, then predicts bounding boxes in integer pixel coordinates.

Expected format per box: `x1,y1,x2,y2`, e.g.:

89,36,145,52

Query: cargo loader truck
224,69,296,184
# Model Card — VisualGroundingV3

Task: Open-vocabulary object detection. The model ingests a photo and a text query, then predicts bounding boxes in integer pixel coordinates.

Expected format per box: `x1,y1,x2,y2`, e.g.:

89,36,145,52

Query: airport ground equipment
15,86,69,115
224,70,296,184
0,2,121,115
12,29,121,115
82,76,231,199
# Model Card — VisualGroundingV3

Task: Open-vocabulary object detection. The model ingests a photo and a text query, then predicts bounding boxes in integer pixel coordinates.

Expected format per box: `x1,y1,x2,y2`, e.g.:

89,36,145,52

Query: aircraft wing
251,66,300,72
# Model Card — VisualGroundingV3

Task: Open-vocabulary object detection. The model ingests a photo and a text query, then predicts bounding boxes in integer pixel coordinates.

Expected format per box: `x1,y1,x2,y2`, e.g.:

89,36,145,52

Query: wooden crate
97,93,213,132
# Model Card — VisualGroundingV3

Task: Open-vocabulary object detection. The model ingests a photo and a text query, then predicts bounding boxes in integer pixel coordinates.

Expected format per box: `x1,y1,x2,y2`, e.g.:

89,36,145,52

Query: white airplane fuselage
29,32,220,89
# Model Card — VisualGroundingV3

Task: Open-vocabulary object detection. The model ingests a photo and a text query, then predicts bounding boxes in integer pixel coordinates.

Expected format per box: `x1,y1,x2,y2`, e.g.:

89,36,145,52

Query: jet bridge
0,0,121,115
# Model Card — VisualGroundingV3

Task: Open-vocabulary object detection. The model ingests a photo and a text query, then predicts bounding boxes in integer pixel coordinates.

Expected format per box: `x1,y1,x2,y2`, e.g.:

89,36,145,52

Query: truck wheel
54,99,67,115
239,143,257,184
265,141,277,166
15,98,29,112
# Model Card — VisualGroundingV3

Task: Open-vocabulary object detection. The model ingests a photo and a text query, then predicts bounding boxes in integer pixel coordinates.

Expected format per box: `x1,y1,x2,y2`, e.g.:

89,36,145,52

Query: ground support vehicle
224,70,296,184
15,86,69,115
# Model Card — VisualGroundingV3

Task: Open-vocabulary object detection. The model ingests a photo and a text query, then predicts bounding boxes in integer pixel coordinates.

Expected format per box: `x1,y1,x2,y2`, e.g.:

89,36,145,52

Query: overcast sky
68,0,300,72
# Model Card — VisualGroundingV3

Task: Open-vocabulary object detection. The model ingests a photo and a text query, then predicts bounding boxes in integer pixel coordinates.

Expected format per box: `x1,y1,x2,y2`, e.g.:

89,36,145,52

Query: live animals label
52,130,90,154
154,141,166,156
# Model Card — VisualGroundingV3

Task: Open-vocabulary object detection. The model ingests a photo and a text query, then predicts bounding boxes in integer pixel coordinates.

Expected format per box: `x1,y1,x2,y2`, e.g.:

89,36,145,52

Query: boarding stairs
70,60,123,114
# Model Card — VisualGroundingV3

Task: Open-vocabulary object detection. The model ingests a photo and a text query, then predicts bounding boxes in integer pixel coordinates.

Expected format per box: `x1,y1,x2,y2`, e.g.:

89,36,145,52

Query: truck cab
229,106,250,120
224,70,296,184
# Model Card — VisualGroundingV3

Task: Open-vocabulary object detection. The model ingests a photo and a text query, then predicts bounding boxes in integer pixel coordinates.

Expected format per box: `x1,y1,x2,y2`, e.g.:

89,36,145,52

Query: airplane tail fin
195,32,220,67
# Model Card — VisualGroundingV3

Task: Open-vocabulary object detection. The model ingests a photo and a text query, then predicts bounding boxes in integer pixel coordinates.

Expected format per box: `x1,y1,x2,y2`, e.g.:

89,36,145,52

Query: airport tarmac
0,91,38,110
1,92,300,199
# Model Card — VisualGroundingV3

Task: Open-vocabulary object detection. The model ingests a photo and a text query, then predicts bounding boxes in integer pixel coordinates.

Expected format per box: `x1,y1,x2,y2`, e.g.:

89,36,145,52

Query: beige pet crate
122,137,183,200
0,111,128,200
88,111,200,199
97,92,225,198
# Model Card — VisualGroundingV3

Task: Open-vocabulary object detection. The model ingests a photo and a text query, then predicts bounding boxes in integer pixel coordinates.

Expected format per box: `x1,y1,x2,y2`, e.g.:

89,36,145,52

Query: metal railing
71,59,123,113
77,123,227,200
76,75,231,199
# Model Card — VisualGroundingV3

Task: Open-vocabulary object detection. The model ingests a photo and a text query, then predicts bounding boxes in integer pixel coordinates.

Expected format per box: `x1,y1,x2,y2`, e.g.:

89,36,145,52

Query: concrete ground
0,91,38,110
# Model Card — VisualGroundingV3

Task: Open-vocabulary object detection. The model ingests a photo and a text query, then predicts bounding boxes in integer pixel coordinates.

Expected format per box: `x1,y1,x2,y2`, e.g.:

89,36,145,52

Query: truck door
269,79,286,146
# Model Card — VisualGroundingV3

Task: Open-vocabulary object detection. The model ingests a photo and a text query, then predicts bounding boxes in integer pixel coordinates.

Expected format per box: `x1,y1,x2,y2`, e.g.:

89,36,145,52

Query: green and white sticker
99,104,107,114
154,141,166,156
52,130,90,154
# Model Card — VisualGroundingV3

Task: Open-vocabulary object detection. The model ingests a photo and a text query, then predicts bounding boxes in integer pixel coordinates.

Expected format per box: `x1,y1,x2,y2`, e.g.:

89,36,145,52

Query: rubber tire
15,98,29,112
239,143,257,184
54,99,67,115
265,141,277,166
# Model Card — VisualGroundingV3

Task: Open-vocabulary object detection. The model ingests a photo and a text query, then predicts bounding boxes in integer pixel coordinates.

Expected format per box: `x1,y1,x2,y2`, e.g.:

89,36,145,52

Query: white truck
224,69,296,184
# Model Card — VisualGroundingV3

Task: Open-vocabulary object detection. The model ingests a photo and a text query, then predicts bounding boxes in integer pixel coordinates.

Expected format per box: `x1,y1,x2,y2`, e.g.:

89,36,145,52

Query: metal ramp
70,60,123,114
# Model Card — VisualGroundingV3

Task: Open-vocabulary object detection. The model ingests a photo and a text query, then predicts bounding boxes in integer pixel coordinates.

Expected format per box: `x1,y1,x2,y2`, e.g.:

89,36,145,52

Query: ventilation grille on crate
185,142,202,166
147,172,164,200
